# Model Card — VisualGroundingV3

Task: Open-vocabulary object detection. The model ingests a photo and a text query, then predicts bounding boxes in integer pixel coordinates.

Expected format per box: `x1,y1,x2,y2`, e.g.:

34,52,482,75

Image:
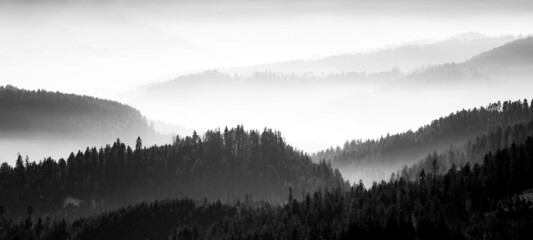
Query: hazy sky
1,0,532,97
1,0,533,156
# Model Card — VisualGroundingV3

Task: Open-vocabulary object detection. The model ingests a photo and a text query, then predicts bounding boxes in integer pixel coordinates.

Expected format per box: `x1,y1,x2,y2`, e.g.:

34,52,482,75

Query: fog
1,0,532,98
226,34,516,74
125,69,533,157
1,0,533,182
0,116,176,164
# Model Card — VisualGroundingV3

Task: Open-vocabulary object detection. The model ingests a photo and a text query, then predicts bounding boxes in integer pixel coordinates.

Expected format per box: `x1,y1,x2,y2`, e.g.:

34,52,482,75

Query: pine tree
135,137,143,151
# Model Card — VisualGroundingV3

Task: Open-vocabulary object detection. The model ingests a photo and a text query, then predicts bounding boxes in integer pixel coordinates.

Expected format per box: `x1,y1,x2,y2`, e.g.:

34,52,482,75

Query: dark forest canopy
0,85,158,141
203,137,533,240
3,135,533,240
0,126,346,220
315,99,533,169
400,118,533,182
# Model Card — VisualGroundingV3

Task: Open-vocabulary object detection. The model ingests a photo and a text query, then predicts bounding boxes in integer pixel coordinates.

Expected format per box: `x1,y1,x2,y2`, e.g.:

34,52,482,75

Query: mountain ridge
223,34,516,75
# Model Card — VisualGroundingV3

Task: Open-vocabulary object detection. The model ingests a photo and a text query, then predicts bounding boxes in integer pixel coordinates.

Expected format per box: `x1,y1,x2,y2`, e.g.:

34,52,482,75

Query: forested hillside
315,100,532,177
401,118,533,181
0,85,157,140
0,126,346,220
204,137,533,240
3,135,532,240
0,85,168,163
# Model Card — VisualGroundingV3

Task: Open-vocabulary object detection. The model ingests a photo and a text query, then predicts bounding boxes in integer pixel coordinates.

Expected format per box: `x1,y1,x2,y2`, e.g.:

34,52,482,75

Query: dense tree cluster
2,136,532,239
0,85,157,141
0,197,243,240
0,126,346,220
401,119,533,181
206,137,533,239
315,99,533,168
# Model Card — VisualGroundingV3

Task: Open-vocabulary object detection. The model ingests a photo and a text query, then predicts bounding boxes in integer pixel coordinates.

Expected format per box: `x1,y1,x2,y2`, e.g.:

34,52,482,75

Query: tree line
209,137,533,240
0,126,346,220
0,85,158,141
315,99,533,168
2,134,533,239
399,119,533,181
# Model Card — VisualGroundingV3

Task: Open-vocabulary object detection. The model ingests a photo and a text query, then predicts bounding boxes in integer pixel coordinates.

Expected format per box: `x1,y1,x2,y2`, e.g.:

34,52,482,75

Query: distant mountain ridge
224,34,516,75
465,37,533,68
125,37,533,157
410,37,533,81
134,37,532,92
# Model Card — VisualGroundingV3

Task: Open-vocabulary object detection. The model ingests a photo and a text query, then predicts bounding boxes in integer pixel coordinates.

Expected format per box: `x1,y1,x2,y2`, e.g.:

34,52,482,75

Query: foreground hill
3,135,532,239
0,85,165,163
0,126,346,220
205,137,533,240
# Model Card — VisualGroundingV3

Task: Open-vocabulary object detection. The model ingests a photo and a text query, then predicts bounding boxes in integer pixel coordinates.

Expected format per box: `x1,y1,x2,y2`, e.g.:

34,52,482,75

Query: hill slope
4,135,533,239
314,99,533,184
0,85,165,163
466,37,533,68
401,119,533,182
0,126,346,220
